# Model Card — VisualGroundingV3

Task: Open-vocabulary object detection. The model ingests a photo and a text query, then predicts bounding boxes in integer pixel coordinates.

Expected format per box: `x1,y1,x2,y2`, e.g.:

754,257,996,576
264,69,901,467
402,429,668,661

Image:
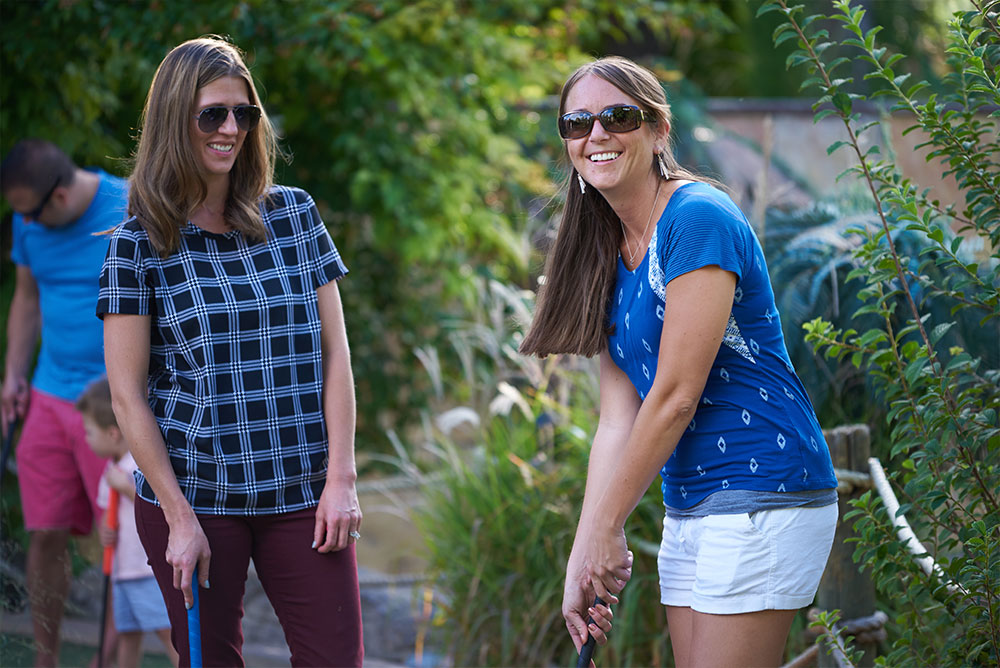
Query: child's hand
99,524,118,547
105,465,133,495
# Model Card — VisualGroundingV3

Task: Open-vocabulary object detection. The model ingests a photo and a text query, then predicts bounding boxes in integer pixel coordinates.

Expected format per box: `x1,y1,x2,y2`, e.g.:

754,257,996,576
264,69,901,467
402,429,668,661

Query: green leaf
827,140,851,155
756,1,783,17
833,92,852,114
799,75,825,92
930,322,955,344
826,56,851,74
773,22,795,41
786,51,812,69
774,30,801,47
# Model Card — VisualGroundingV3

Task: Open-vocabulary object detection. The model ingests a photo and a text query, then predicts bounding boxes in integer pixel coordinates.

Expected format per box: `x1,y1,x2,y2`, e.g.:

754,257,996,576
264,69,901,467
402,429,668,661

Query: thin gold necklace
621,178,662,267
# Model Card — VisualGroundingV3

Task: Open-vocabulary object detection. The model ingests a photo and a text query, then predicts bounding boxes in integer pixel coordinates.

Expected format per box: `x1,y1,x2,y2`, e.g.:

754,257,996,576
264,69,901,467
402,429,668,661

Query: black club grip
576,596,606,667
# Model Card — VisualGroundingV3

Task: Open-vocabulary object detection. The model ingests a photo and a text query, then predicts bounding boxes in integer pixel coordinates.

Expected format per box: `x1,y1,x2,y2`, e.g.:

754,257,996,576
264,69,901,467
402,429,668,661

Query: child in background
77,377,179,668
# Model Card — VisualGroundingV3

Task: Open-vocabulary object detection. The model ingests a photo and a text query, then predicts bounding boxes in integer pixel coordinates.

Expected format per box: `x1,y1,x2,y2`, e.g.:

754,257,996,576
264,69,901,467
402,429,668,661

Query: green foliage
0,0,725,458
809,609,867,668
766,202,998,437
760,0,1000,664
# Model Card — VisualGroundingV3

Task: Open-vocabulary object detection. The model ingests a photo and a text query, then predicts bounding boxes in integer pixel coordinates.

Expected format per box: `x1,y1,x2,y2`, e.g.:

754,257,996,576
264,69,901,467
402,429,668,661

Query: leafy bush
760,0,999,664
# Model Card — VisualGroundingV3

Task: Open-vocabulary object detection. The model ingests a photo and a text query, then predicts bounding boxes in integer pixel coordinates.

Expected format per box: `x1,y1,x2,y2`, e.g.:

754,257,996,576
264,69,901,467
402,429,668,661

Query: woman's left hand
583,522,633,603
313,475,363,553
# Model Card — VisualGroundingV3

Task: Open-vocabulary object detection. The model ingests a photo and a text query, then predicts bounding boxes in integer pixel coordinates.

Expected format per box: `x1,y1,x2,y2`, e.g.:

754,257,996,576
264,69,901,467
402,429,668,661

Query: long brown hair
519,56,711,358
128,36,279,256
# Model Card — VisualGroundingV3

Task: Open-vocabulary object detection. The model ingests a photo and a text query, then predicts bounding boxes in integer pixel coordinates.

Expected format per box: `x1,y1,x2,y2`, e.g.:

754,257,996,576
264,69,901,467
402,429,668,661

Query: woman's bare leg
686,609,796,668
665,605,695,667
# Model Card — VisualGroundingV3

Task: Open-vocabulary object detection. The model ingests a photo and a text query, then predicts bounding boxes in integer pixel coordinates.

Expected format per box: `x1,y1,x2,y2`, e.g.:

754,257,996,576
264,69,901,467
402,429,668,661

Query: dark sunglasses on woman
558,104,656,140
194,104,262,133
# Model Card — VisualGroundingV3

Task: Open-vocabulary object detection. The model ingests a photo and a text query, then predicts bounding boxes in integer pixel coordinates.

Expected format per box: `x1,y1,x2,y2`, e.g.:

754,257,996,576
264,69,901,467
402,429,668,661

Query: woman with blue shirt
519,56,838,666
98,37,362,666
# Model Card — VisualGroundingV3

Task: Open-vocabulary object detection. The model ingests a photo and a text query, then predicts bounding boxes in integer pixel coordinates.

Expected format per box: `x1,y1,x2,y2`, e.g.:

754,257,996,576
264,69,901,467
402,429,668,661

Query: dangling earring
577,173,587,194
656,153,670,180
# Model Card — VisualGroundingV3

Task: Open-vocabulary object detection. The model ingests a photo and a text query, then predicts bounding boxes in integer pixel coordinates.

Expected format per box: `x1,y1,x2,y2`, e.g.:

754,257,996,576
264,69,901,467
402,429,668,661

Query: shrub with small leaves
759,0,999,665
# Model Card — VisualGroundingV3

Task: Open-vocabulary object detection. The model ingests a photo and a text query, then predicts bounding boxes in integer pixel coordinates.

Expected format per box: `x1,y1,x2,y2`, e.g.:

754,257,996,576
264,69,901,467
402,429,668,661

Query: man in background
1,139,128,667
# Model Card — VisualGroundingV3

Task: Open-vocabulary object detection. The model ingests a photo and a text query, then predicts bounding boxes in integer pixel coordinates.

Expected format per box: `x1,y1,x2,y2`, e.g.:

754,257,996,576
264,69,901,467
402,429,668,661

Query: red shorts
16,388,107,534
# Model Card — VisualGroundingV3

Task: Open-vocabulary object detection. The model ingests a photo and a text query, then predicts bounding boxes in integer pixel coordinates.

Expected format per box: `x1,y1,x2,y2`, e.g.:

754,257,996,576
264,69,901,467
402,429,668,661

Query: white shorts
658,504,838,614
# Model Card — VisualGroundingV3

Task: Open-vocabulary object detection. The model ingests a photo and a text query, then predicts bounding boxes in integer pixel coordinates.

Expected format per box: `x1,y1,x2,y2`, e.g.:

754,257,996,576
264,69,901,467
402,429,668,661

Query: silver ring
349,530,361,541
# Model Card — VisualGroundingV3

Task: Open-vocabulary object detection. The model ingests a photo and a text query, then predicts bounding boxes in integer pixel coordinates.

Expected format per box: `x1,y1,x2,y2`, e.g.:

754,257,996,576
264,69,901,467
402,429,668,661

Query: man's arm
2,265,40,431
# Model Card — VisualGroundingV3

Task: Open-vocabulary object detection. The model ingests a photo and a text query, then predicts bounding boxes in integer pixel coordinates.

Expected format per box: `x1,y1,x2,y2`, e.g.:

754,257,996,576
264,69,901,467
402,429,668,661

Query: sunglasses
558,104,656,140
193,105,262,133
26,176,61,220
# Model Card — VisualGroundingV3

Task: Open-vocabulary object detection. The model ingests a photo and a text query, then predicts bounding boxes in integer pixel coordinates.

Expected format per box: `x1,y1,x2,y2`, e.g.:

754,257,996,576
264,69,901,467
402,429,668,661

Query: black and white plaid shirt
97,186,347,515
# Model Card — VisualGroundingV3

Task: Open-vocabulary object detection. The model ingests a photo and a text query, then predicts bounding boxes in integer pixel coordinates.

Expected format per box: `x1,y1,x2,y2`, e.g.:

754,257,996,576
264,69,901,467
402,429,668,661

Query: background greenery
1,1,992,666
0,0,961,453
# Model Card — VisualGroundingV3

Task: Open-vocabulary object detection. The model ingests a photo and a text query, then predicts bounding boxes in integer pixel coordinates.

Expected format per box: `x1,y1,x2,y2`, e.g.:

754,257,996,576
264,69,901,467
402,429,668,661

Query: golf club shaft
189,564,202,668
0,420,19,497
97,577,110,668
97,489,120,668
576,595,606,668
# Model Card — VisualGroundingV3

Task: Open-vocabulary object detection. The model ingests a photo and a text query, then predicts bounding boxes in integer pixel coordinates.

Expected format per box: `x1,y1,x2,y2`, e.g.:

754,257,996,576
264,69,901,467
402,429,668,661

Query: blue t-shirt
10,169,128,401
607,182,837,512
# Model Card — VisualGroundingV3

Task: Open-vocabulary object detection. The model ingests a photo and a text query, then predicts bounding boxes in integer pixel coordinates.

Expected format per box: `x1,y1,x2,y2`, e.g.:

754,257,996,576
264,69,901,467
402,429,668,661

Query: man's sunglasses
193,105,262,133
558,104,656,140
27,176,61,220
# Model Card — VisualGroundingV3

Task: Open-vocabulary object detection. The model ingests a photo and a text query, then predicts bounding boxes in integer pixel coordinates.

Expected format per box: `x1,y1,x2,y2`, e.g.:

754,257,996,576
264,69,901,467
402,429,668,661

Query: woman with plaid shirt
98,37,363,667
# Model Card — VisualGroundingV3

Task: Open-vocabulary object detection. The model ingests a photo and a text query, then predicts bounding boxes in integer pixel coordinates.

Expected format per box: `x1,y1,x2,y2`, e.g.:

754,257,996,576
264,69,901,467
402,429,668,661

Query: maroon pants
135,498,363,667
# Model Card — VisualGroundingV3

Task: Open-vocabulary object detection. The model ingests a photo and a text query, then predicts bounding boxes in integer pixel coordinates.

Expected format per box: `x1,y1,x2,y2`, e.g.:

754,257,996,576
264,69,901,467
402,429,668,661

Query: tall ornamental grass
399,277,672,667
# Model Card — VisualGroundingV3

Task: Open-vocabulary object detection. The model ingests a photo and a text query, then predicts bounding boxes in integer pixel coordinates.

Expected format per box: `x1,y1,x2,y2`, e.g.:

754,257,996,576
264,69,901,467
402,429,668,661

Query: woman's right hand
165,512,211,609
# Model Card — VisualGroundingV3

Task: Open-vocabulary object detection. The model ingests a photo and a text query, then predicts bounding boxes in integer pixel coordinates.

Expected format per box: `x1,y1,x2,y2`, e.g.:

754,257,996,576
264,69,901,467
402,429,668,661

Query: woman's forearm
113,394,193,524
573,422,632,552
591,395,691,531
316,280,358,483
323,349,357,483
591,266,736,531
105,313,195,526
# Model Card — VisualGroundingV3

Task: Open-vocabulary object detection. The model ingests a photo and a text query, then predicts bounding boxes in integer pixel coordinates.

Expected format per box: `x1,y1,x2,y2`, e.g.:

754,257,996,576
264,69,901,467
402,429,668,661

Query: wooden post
815,424,878,667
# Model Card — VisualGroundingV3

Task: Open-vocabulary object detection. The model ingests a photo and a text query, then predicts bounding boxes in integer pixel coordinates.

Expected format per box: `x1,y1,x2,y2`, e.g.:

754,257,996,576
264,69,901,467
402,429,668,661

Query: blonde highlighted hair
129,36,279,256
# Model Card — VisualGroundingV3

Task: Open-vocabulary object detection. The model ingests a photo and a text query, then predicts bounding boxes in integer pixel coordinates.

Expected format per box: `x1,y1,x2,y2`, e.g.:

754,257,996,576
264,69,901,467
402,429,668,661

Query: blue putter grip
576,595,605,668
188,566,202,668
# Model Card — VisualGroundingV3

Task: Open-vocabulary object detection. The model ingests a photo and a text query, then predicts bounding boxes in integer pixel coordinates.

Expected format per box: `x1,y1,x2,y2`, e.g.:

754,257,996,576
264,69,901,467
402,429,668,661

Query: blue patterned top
97,186,347,515
607,182,836,512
